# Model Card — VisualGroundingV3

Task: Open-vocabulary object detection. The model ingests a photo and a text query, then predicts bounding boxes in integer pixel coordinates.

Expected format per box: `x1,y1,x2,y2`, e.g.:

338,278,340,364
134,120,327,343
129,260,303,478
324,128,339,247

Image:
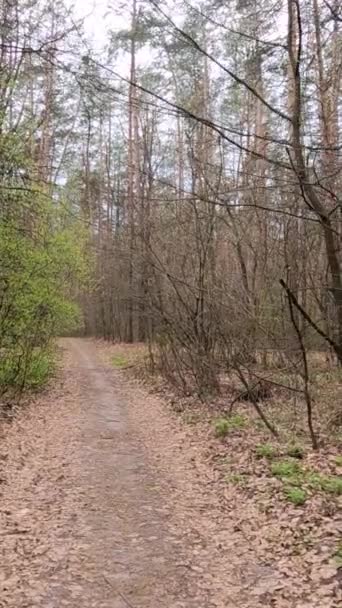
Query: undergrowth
334,543,342,566
283,486,307,505
270,458,342,503
111,354,129,368
255,443,278,459
213,414,246,437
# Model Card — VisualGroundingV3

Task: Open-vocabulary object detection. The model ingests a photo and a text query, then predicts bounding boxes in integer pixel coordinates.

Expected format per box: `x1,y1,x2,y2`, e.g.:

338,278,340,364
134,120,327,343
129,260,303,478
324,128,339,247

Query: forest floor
0,338,341,608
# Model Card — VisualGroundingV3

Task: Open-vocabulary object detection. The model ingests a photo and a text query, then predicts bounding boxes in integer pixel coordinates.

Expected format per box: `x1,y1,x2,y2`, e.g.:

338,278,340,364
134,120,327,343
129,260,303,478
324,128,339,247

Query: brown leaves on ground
0,339,341,608
0,350,83,608
98,340,342,608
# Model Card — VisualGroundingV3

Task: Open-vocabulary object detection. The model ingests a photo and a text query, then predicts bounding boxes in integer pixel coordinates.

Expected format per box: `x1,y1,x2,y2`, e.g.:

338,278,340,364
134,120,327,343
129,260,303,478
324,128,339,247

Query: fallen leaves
1,338,341,608
100,340,342,608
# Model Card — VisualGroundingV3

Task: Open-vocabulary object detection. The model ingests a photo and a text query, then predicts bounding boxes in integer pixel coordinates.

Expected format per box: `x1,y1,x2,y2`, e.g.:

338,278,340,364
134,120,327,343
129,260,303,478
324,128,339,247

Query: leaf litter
98,340,342,608
0,338,340,608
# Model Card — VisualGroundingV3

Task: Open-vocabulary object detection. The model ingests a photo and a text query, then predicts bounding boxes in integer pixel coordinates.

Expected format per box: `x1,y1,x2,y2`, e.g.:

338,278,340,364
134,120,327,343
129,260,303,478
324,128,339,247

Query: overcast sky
69,0,126,50
67,0,158,75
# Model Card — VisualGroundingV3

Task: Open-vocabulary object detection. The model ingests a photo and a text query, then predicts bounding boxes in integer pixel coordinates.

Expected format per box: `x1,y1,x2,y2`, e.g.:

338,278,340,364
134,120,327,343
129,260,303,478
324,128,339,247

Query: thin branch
279,278,342,361
148,0,291,123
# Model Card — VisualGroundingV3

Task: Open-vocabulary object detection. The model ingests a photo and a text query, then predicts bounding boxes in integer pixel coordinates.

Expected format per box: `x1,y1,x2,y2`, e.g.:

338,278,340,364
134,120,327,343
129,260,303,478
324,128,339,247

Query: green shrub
0,349,55,390
255,443,277,459
284,486,307,506
0,157,89,397
24,350,56,389
0,130,90,402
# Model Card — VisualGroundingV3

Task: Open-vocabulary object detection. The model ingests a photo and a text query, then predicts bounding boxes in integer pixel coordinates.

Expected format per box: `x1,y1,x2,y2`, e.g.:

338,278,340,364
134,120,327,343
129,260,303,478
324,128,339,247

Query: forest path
44,337,191,607
1,338,240,608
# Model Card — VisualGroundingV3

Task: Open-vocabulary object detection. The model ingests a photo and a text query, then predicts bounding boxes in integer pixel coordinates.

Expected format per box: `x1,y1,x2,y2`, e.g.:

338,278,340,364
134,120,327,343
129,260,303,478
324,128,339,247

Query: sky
67,0,159,76
69,0,126,51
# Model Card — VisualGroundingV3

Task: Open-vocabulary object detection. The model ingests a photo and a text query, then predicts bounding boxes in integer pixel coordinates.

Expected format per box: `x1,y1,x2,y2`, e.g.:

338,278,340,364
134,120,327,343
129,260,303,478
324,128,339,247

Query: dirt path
3,338,340,608
0,339,225,607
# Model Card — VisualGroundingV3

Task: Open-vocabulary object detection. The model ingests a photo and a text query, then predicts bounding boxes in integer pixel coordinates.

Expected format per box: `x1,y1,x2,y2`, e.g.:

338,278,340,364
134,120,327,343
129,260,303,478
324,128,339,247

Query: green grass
306,472,342,495
270,459,342,501
335,455,342,467
271,460,302,478
213,418,230,437
306,472,324,490
319,475,342,496
213,414,246,438
111,354,129,368
333,543,342,567
283,486,307,506
255,443,277,460
286,444,305,459
226,414,246,429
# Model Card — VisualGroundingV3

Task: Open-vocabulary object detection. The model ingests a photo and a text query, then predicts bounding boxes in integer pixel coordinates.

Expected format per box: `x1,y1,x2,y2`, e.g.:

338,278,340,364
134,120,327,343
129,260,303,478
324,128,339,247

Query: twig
103,576,137,608
280,276,342,362
226,381,261,414
233,367,279,438
118,592,136,608
280,280,319,449
238,366,305,394
0,529,29,536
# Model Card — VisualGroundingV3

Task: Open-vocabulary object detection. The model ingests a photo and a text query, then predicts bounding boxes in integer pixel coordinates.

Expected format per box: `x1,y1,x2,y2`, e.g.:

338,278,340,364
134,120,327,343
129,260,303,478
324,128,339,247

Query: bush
24,350,56,389
0,134,89,399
